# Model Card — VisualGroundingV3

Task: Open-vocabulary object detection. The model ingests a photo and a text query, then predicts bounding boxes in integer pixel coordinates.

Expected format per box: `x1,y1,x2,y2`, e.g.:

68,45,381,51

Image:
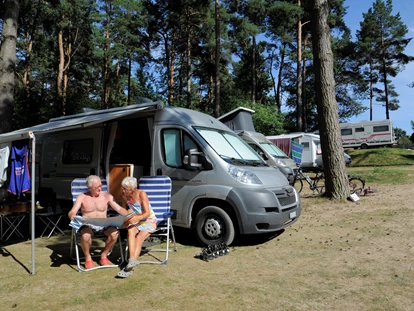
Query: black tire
194,206,235,246
361,143,368,149
314,176,325,194
292,178,303,193
349,177,365,194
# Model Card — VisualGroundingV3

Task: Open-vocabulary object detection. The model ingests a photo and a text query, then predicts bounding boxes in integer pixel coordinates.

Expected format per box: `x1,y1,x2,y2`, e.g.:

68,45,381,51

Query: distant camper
339,120,396,149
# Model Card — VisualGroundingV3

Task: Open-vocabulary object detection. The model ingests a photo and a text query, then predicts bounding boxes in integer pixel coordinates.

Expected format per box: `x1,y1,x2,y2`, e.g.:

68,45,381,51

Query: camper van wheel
360,143,368,149
195,206,235,246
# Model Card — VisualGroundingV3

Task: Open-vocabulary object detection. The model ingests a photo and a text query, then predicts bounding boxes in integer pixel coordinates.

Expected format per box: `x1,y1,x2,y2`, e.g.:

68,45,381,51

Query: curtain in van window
163,130,182,167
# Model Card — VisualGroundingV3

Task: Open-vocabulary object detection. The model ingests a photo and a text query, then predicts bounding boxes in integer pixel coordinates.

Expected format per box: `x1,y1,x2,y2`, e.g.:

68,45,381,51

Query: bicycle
291,167,325,194
348,175,365,194
292,167,366,195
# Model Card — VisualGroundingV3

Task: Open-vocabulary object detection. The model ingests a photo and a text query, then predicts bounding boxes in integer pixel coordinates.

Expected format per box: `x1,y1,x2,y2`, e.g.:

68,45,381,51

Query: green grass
347,147,414,167
345,148,414,185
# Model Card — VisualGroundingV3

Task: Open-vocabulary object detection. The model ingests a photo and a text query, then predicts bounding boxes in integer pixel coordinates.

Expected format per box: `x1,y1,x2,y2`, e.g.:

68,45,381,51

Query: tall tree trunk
296,0,303,131
214,0,221,117
0,0,19,133
252,36,256,104
311,0,349,200
23,31,32,101
369,60,374,121
57,28,65,114
186,29,191,108
276,42,287,112
302,34,309,130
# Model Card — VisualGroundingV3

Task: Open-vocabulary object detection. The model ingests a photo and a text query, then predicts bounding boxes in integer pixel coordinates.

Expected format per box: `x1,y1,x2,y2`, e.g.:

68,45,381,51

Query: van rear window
62,139,93,164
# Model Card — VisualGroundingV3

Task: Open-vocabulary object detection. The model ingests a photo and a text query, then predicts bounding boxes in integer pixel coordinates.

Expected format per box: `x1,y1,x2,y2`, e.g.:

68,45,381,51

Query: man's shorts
79,224,115,235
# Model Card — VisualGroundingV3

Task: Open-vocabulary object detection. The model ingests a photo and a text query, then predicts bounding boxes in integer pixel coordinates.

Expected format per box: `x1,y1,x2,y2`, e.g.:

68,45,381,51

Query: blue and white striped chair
133,175,177,264
69,177,125,272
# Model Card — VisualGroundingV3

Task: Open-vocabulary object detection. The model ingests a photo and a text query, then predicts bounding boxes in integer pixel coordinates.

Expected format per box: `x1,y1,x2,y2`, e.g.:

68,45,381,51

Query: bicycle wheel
314,175,325,194
349,177,365,194
292,178,303,193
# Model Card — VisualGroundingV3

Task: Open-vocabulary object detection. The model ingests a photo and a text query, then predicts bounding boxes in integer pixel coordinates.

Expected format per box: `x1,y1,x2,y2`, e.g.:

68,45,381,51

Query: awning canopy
0,100,164,274
0,101,163,144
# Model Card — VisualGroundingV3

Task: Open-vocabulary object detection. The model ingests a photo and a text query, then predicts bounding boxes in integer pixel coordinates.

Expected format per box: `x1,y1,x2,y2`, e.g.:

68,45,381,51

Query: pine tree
357,0,414,119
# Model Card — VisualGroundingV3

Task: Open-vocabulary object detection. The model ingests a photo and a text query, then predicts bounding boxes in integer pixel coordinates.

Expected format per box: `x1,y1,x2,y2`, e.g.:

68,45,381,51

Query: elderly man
68,175,126,269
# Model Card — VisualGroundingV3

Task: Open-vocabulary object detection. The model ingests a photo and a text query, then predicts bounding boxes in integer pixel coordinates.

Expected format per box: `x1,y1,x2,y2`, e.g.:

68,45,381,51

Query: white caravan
266,133,322,170
0,100,301,246
340,120,396,149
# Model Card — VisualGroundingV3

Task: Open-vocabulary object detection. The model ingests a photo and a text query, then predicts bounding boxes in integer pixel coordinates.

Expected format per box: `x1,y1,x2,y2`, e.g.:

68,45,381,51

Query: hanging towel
0,143,10,187
8,140,31,198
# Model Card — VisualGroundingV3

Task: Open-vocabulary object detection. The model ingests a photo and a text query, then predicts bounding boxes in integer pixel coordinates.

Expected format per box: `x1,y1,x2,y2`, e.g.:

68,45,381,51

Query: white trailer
266,133,322,170
340,120,396,149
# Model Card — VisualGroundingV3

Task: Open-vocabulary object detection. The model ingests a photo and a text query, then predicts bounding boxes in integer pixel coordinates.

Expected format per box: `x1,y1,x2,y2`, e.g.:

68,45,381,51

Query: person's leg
102,227,119,259
79,227,94,262
132,230,150,260
127,226,139,259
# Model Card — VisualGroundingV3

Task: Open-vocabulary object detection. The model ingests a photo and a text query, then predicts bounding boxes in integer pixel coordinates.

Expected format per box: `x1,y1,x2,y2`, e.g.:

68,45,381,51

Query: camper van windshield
261,143,288,158
195,127,266,166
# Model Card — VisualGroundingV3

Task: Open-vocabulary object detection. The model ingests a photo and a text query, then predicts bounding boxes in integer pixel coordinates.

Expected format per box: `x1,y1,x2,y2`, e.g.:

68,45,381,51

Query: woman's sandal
116,268,134,278
126,258,140,270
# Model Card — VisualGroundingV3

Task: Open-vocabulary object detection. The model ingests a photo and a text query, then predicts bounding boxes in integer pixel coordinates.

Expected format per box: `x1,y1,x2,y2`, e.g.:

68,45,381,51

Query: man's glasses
90,184,102,190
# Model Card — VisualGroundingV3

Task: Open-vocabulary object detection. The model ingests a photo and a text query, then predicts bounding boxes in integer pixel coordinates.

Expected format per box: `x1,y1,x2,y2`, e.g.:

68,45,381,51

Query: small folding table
37,209,66,238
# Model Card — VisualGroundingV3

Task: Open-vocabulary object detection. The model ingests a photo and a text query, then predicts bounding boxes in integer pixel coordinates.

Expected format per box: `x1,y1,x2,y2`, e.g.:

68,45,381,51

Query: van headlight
275,158,287,166
227,165,262,184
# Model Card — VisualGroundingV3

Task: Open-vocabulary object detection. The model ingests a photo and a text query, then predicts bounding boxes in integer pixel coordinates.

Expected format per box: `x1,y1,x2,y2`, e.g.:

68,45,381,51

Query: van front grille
273,187,297,206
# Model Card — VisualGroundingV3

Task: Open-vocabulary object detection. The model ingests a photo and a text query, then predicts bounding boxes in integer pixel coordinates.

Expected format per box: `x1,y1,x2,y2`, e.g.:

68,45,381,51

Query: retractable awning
0,102,162,143
0,101,164,274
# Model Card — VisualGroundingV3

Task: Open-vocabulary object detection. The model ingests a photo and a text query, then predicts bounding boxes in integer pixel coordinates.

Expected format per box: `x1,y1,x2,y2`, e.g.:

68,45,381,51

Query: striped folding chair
69,177,125,272
132,175,177,264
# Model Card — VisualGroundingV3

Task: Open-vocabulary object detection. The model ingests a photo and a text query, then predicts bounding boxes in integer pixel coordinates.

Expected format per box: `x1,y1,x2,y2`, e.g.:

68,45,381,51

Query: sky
343,0,414,135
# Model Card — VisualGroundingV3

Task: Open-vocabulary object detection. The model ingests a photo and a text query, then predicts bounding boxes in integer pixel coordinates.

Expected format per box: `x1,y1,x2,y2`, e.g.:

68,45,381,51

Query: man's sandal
99,257,111,266
116,268,134,278
84,259,95,270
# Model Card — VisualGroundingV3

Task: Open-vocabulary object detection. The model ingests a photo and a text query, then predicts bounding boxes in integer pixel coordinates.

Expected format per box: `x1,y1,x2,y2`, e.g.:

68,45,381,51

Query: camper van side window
162,129,198,168
62,139,93,164
355,127,364,133
341,129,352,136
373,125,389,132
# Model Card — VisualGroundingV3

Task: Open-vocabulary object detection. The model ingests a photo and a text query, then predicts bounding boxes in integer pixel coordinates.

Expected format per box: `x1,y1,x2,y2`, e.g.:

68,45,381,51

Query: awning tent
0,101,162,274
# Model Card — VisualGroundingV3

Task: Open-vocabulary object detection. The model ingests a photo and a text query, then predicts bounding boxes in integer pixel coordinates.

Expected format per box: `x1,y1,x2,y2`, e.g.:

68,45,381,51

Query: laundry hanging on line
8,140,31,198
0,143,11,187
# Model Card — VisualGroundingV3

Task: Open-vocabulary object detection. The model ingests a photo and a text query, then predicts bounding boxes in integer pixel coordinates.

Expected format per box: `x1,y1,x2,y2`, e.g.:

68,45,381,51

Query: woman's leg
127,226,139,259
132,230,151,260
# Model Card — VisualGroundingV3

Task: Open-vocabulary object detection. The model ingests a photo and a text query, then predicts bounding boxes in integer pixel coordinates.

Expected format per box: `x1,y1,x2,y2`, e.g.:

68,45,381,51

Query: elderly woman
109,176,157,278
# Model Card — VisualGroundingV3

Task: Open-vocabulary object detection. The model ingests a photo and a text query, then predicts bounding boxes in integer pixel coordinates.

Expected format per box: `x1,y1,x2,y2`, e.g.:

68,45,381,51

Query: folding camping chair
125,175,177,264
69,177,125,272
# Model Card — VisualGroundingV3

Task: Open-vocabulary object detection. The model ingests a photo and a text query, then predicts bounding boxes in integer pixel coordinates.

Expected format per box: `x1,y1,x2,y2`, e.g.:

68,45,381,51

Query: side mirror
183,148,203,170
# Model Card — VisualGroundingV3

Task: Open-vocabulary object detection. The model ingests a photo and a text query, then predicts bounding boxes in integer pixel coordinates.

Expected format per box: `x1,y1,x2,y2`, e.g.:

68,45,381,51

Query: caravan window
162,129,198,168
341,129,352,136
374,125,389,132
355,127,364,133
62,139,93,164
301,142,310,150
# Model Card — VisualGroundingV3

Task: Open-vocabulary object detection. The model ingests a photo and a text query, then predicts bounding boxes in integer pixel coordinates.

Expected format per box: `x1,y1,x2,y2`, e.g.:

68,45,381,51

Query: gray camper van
0,101,301,246
217,107,298,184
237,131,298,184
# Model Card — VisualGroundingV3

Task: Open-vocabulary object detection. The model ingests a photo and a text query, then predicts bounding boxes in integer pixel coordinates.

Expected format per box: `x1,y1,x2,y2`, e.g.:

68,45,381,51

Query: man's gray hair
86,175,101,187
